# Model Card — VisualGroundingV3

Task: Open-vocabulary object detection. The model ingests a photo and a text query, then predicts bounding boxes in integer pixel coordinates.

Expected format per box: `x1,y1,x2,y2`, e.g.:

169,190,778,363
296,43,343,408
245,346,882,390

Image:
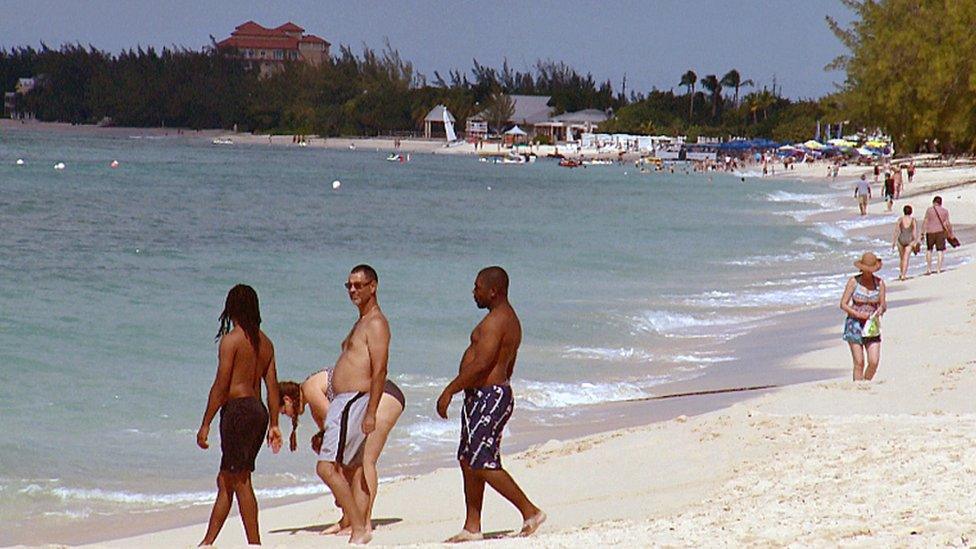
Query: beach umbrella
803,140,824,150
505,125,528,136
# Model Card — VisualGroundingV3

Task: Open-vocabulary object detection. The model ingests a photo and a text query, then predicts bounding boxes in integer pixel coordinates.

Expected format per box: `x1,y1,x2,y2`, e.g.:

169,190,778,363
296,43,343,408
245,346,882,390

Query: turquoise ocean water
0,131,909,538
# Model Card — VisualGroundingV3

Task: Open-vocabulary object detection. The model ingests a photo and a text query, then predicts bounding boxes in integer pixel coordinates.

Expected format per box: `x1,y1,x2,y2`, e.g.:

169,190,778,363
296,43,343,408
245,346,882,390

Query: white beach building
535,109,609,142
465,95,553,139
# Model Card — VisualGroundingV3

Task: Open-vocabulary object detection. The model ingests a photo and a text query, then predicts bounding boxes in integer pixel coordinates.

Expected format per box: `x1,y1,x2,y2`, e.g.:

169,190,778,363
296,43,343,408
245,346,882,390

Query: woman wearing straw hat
840,252,887,380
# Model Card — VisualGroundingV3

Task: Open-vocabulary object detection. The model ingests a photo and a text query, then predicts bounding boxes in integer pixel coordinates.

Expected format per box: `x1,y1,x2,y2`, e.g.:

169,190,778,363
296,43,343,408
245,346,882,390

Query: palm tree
700,74,721,119
720,69,754,107
484,92,515,136
679,70,697,120
743,94,760,124
755,89,775,120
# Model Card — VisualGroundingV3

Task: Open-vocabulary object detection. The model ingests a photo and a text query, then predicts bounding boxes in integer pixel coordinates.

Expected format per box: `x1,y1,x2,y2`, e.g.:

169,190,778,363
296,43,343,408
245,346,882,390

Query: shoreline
82,256,976,547
6,124,976,546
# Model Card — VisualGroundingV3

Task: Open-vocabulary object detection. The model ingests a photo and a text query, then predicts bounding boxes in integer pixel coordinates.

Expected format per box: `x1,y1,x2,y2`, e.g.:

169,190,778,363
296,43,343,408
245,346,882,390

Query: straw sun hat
854,252,883,272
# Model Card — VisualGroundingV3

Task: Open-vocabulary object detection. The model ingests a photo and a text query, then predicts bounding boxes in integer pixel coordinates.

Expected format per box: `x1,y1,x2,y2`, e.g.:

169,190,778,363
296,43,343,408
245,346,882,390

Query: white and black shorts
318,391,370,466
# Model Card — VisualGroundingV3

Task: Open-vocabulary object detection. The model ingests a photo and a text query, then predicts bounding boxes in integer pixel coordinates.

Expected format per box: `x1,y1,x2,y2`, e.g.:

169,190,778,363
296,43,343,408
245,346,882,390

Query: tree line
2,41,823,142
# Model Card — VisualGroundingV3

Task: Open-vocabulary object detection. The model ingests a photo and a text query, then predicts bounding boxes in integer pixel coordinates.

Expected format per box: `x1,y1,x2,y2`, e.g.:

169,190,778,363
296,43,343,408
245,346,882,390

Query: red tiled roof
275,22,304,32
299,34,330,46
220,21,330,51
217,36,300,51
233,21,279,36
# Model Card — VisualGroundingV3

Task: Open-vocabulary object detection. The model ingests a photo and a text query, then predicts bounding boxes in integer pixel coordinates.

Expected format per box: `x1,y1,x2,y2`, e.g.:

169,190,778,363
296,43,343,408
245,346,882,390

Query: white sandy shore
37,167,972,548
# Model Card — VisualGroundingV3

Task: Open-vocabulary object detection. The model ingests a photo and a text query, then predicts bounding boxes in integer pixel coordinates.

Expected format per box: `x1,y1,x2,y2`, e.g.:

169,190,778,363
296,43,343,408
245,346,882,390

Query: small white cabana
423,105,456,139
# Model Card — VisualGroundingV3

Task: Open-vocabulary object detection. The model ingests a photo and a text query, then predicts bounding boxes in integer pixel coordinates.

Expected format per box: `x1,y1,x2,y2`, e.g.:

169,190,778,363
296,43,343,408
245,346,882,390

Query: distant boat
442,106,465,147
211,137,234,145
386,153,410,163
559,159,583,168
582,159,613,166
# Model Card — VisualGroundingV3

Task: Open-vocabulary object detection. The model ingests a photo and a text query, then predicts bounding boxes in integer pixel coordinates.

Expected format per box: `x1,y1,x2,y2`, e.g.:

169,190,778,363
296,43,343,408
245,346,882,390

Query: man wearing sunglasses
315,264,390,545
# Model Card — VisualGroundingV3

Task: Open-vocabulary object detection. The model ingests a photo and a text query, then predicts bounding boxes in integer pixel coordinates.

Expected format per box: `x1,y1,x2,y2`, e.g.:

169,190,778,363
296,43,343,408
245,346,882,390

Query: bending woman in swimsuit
279,370,405,534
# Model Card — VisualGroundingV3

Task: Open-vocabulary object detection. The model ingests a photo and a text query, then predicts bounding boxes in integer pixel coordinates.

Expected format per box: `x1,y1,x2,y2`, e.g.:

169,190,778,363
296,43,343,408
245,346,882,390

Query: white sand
20,162,974,548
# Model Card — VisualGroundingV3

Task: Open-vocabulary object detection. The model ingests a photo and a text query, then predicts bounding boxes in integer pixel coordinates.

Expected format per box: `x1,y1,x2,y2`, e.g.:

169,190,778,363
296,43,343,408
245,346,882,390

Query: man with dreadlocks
316,264,390,545
197,284,282,546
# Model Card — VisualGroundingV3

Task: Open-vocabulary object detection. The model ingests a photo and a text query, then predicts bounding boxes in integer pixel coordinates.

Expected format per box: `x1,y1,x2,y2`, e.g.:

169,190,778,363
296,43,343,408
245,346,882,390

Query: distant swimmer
314,265,390,545
197,285,282,546
437,267,546,542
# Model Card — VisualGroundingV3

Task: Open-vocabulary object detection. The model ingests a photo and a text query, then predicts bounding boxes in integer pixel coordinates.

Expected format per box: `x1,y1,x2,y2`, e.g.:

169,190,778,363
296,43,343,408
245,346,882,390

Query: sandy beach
0,160,946,548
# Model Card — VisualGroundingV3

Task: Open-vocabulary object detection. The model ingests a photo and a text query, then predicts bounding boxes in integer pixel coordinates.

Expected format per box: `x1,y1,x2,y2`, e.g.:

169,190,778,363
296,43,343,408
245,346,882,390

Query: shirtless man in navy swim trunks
437,267,546,542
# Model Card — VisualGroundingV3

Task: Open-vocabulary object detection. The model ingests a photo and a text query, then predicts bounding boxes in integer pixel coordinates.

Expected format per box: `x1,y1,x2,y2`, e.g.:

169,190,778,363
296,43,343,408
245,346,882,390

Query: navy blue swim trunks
458,384,513,470
219,396,269,473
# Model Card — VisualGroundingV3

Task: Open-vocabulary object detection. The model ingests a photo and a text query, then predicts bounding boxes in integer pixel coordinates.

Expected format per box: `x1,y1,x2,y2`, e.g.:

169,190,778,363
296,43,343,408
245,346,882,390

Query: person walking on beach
907,160,916,183
437,267,546,542
854,174,872,216
197,284,283,546
883,171,896,212
277,370,404,536
840,253,887,381
922,196,953,275
893,165,904,199
315,264,390,545
892,204,919,281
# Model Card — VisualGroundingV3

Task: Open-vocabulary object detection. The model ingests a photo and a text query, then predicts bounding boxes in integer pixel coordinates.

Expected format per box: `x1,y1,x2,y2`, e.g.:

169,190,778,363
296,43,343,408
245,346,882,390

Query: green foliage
828,0,976,152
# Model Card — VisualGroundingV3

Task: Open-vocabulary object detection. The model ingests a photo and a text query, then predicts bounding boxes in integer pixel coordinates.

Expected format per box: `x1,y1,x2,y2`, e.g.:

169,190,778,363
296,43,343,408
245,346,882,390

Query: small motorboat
211,137,234,145
559,159,583,168
386,153,410,163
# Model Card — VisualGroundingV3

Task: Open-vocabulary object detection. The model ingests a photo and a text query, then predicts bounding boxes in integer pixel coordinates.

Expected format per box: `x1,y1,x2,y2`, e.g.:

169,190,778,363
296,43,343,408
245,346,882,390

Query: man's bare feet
518,510,547,537
349,530,373,545
445,529,484,543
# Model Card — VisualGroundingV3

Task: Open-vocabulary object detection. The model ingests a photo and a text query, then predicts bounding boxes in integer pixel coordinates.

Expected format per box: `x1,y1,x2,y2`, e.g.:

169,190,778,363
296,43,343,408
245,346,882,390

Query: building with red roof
216,21,330,76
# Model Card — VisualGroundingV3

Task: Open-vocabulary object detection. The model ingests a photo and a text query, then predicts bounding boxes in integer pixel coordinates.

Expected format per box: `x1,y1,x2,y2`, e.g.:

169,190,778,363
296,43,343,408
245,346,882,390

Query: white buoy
15,159,25,166
110,160,120,168
332,180,341,190
487,186,492,191
54,162,66,170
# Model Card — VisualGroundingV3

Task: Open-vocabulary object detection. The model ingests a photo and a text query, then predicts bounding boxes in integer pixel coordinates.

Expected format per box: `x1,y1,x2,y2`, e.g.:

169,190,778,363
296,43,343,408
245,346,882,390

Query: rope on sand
625,384,780,403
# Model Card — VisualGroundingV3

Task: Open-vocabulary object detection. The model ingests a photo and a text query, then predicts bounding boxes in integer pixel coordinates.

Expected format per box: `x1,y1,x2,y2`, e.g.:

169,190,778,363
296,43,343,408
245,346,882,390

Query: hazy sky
0,1,855,99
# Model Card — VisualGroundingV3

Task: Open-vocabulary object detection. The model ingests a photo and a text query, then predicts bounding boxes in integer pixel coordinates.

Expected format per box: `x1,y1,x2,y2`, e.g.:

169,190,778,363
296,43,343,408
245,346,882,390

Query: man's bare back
224,328,275,399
